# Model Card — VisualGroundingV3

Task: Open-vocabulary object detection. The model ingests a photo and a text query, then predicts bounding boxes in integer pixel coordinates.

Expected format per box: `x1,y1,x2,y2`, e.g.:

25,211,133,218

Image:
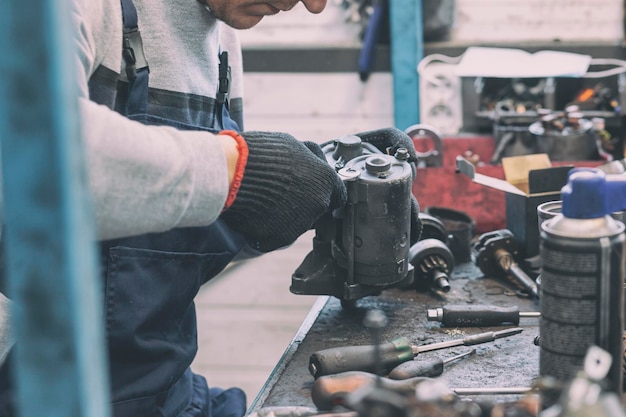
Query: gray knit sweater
73,0,244,240
0,0,246,360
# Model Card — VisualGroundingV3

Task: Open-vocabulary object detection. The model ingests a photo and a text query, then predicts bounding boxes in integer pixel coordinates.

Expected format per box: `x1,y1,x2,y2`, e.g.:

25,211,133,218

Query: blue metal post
389,0,423,130
0,0,111,416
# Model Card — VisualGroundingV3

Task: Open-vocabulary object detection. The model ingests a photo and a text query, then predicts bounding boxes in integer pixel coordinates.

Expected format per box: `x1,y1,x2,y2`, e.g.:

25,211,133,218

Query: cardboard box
456,154,572,259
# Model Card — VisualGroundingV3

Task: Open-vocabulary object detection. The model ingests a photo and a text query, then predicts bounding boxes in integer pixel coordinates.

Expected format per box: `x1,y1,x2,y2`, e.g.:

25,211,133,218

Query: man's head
204,0,327,29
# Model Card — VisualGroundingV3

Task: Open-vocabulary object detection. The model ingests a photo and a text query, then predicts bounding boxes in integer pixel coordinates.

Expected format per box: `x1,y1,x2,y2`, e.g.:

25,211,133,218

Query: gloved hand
354,127,420,168
220,131,348,253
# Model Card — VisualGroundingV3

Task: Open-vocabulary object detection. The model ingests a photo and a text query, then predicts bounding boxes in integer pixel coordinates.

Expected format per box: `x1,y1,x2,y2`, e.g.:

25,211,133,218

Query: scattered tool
311,371,432,411
312,370,534,411
388,349,476,379
427,304,541,327
473,229,539,298
357,0,386,82
308,327,523,378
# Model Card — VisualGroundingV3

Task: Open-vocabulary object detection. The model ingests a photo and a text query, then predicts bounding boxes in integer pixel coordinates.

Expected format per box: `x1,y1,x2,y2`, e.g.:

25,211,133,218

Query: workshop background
193,0,626,405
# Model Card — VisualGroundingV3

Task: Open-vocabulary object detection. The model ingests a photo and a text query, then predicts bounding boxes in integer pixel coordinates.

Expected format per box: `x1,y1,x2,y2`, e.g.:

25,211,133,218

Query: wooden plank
0,0,110,416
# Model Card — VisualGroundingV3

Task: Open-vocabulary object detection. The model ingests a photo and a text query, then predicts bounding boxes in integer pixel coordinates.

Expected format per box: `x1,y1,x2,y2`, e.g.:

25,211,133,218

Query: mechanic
0,0,422,416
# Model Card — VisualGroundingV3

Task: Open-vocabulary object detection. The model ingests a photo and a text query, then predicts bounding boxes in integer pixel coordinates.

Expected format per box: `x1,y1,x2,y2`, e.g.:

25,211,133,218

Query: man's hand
354,127,420,168
220,131,347,253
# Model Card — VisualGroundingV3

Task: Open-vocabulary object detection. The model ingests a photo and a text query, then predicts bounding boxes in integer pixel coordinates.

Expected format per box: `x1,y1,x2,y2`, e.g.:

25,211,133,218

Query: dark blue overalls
0,0,249,416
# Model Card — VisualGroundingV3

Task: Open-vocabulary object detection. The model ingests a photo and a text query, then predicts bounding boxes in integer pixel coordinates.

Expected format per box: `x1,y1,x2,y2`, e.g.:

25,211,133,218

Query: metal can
539,169,625,395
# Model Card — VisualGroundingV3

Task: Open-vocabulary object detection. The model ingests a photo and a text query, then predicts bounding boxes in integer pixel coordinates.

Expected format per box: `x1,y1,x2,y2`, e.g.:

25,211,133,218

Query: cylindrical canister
537,200,562,237
539,170,626,396
338,153,414,287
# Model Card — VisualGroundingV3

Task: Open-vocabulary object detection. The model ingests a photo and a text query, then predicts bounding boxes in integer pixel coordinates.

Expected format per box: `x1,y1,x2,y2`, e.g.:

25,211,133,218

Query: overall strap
217,51,240,131
120,0,149,115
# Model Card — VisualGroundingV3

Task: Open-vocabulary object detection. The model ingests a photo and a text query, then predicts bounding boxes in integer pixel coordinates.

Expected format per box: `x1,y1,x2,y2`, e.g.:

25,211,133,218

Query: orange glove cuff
219,130,249,211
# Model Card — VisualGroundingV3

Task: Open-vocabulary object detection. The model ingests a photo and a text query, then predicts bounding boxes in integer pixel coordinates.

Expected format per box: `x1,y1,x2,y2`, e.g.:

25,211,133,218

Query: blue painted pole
389,0,423,130
0,0,110,416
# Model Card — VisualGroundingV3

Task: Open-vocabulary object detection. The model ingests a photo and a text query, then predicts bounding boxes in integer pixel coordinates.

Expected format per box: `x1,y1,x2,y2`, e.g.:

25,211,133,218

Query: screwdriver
308,327,523,378
312,371,533,411
387,349,476,379
311,371,433,410
427,304,541,327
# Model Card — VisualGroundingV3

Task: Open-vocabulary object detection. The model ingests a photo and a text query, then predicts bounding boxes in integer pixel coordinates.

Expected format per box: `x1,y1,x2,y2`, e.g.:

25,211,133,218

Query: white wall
240,0,625,139
239,0,625,47
242,73,395,141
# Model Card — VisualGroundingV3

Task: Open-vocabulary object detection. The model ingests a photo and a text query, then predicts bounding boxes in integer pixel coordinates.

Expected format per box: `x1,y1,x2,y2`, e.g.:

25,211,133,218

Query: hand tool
427,304,541,327
388,349,475,379
311,371,433,411
473,229,539,298
312,371,534,411
308,327,523,378
357,0,386,82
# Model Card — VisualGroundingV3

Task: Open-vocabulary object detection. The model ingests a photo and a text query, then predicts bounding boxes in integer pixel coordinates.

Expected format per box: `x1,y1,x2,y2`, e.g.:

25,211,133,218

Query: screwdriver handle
387,357,444,379
428,304,521,327
309,337,414,379
311,371,431,411
388,349,475,380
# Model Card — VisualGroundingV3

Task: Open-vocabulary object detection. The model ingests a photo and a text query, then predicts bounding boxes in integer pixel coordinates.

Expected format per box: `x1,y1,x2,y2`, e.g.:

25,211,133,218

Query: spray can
539,168,626,397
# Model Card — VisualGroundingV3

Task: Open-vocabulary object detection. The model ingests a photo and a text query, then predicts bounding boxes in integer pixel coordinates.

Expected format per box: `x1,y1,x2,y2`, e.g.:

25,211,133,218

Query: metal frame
0,1,110,416
389,0,423,130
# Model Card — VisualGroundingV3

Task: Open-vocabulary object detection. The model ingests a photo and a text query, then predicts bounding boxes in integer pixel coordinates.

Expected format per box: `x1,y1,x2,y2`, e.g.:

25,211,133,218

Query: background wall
240,0,625,140
240,3,393,141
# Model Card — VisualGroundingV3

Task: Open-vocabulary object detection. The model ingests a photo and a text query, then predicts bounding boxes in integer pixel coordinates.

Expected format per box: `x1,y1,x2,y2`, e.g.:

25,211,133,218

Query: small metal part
408,239,454,293
584,345,613,382
427,308,443,322
404,124,443,168
452,387,533,395
473,229,538,298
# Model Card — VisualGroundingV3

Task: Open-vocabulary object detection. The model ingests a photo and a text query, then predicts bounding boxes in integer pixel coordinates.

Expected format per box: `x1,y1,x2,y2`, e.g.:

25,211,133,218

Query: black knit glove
221,131,348,253
354,127,419,167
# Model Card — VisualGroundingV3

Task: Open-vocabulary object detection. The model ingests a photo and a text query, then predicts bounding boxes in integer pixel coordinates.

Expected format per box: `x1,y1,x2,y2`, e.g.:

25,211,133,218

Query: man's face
205,0,327,29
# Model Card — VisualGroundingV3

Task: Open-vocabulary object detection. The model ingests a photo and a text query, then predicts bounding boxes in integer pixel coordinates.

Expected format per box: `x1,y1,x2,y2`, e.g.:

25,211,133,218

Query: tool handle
311,371,430,411
439,304,521,327
387,358,444,379
357,0,385,82
309,338,414,378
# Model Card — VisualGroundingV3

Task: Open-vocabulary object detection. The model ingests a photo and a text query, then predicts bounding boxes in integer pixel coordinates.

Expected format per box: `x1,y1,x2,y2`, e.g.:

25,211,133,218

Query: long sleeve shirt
72,0,244,240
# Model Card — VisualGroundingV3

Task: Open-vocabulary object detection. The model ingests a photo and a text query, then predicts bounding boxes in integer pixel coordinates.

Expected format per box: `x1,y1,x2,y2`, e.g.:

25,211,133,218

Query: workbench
247,262,541,414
